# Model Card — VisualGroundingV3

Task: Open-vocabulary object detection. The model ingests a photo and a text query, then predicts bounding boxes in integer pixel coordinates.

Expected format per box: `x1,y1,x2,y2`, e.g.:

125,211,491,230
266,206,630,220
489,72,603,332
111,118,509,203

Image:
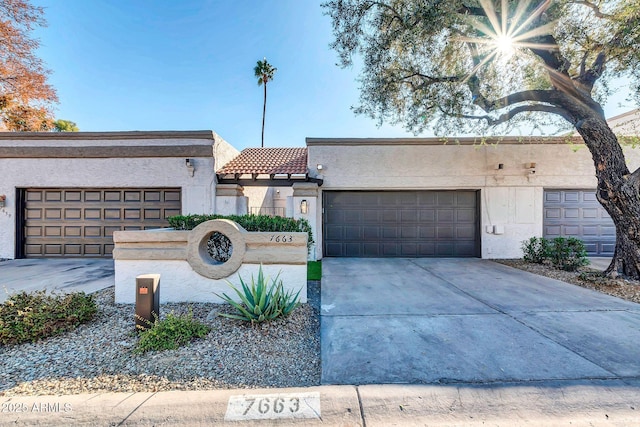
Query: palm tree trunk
261,83,267,148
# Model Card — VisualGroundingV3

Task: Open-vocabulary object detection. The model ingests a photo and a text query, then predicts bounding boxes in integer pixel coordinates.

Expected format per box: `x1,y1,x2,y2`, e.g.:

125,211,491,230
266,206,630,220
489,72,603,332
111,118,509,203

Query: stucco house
216,111,640,260
2,111,639,262
0,131,238,259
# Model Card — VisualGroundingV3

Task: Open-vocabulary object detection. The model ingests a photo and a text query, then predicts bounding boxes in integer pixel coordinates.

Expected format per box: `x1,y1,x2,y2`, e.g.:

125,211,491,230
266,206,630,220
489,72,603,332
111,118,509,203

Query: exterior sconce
185,158,195,177
316,164,323,171
526,162,537,174
300,199,308,214
0,194,5,207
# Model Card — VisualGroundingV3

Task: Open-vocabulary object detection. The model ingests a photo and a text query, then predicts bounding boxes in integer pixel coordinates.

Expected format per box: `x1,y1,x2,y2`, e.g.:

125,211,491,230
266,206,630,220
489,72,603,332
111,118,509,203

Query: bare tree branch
574,0,614,18
453,104,573,126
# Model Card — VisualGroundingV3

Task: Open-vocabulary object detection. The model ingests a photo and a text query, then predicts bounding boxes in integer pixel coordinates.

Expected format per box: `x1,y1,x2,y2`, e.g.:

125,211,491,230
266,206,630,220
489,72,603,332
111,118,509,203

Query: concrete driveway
0,258,114,304
321,258,640,385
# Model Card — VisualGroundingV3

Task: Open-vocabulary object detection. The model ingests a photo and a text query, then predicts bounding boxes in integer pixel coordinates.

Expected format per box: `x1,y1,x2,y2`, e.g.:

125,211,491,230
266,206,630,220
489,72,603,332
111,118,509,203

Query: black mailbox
135,274,160,331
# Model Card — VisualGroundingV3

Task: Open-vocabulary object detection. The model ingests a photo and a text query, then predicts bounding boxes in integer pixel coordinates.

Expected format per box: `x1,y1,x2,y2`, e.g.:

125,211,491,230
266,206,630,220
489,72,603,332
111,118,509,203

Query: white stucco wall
115,261,307,304
307,137,640,259
0,132,231,259
243,186,294,216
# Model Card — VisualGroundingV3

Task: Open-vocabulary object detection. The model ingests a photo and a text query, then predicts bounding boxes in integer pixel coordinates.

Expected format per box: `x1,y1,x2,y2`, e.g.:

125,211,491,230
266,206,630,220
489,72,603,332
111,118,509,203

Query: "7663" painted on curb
225,392,321,421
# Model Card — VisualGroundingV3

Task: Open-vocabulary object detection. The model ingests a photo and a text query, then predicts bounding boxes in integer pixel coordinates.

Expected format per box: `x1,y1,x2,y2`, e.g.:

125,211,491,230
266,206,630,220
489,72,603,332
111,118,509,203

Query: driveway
321,258,640,385
0,258,114,304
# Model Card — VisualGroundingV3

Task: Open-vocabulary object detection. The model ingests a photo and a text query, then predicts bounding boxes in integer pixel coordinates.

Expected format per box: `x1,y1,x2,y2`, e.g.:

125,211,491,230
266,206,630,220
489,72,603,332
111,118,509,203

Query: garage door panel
105,209,121,220
401,227,417,238
401,210,418,222
457,192,476,206
344,210,362,223
419,226,436,239
456,209,475,222
85,209,101,219
65,192,82,202
324,191,479,257
105,191,122,202
420,210,435,221
456,225,476,239
26,226,42,237
45,209,62,219
23,188,181,258
543,189,614,256
437,193,455,206
65,209,82,220
437,209,454,222
85,191,101,202
45,191,62,202
26,209,42,219
382,210,397,222
345,226,361,240
65,226,82,237
144,209,162,220
65,244,82,255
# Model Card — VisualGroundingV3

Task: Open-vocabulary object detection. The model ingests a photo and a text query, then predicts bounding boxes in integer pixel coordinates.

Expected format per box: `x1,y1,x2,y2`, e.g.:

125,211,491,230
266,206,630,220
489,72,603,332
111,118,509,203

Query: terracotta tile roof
217,147,308,175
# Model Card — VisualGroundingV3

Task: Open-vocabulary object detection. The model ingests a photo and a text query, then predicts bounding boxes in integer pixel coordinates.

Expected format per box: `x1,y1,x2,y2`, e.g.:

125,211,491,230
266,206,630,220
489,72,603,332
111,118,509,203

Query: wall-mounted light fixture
0,194,5,208
316,164,324,171
300,199,308,214
525,162,537,174
185,158,195,177
496,163,504,170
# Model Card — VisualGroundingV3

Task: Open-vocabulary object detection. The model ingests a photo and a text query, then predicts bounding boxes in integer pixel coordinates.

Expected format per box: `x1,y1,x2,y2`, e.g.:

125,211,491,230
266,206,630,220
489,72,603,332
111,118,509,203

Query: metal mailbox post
135,274,160,331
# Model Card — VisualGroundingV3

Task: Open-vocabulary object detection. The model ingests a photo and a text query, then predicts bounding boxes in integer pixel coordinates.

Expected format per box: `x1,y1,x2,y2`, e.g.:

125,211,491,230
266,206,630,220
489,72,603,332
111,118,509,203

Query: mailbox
135,274,160,331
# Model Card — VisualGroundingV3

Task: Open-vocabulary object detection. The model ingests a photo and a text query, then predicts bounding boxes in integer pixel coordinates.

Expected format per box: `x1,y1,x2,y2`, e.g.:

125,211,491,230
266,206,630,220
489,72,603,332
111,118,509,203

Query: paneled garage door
543,189,615,256
21,188,181,258
323,191,479,257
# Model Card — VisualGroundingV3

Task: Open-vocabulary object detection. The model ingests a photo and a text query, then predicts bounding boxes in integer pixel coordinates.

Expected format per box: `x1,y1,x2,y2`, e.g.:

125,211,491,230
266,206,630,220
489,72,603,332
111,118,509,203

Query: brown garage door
21,188,181,258
543,189,615,256
323,191,479,257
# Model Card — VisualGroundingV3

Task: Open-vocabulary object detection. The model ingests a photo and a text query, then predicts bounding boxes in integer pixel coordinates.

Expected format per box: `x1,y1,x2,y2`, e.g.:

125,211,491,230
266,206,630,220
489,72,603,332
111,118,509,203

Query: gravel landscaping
0,281,321,396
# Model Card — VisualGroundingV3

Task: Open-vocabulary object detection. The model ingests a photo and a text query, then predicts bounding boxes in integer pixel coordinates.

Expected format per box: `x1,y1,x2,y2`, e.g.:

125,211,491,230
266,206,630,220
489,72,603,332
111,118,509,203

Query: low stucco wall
113,220,308,304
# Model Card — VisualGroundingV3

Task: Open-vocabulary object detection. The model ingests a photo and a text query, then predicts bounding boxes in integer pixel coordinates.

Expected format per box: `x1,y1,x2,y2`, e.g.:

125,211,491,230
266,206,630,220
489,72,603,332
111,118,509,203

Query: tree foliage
323,0,640,135
0,0,57,131
324,0,640,279
53,119,78,132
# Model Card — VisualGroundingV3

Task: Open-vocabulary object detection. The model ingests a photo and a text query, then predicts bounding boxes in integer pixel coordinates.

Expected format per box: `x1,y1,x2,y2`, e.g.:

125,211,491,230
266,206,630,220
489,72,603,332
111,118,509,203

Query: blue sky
34,0,636,150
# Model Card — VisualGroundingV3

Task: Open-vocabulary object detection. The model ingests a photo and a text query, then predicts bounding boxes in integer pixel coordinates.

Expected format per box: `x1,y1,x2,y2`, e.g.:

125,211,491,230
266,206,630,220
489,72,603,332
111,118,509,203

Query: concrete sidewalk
0,259,113,304
1,380,639,426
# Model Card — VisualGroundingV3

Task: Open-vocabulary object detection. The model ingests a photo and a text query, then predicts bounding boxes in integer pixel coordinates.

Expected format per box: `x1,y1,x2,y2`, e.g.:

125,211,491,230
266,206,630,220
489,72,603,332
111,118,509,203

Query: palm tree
254,58,277,148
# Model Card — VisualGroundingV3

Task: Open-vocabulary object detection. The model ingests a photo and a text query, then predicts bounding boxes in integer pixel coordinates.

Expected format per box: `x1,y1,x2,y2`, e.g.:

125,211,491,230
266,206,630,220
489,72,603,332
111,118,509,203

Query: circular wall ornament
187,219,246,279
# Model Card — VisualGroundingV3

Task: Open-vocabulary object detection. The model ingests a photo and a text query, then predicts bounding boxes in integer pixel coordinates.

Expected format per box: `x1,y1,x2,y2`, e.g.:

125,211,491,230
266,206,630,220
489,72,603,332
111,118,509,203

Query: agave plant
216,266,301,324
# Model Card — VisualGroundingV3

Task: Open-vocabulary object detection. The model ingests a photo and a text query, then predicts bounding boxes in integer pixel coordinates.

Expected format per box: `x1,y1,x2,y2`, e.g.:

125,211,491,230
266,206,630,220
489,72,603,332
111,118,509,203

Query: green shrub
0,290,97,345
521,237,551,264
216,266,301,324
167,214,314,251
134,310,211,354
521,236,590,271
549,237,590,271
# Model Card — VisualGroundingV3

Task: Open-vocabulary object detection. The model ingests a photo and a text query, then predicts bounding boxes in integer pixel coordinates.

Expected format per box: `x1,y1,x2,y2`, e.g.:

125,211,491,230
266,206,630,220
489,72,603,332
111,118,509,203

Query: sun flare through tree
324,0,640,278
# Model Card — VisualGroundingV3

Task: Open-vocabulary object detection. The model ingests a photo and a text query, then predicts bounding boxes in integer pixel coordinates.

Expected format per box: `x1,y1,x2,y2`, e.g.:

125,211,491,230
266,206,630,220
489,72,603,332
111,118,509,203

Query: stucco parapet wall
215,184,245,197
292,182,319,197
113,221,308,270
0,130,217,141
0,131,220,158
305,136,585,146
